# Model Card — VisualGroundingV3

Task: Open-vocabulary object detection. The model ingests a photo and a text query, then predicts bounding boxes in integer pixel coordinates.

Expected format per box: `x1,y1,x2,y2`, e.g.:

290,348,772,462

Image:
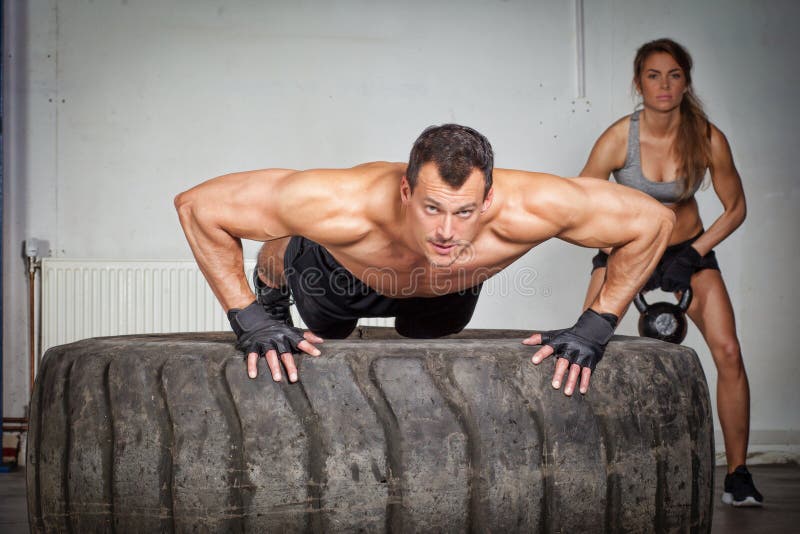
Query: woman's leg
684,268,750,471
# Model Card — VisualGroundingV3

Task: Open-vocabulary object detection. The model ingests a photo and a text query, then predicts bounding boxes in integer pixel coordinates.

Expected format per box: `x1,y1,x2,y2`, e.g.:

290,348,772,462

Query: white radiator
41,259,393,352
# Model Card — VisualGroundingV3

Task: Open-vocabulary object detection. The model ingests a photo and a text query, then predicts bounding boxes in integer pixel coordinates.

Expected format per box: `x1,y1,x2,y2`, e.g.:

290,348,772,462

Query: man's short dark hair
406,124,494,197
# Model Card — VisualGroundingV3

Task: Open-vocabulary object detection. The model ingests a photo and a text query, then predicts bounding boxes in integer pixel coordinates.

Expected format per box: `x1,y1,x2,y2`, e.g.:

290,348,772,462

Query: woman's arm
579,117,629,179
579,119,629,257
689,125,747,256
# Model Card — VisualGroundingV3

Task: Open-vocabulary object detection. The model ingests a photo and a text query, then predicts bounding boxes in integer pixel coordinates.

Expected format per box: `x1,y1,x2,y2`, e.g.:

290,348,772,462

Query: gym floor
1,464,798,533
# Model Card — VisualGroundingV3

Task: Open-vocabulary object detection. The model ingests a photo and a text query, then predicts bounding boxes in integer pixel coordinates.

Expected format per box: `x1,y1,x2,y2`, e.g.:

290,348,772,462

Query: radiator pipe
3,417,28,433
27,255,41,397
29,268,35,393
3,417,27,423
37,259,44,371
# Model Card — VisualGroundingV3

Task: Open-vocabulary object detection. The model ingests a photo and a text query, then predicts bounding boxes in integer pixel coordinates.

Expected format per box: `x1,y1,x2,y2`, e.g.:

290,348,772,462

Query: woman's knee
710,338,745,377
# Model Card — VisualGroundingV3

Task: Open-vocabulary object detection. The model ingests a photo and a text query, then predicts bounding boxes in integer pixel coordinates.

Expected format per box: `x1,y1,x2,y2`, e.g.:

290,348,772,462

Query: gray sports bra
612,110,702,204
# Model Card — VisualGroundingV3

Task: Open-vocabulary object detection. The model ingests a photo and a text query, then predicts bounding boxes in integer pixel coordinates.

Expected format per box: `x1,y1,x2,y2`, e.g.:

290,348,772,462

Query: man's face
401,162,493,268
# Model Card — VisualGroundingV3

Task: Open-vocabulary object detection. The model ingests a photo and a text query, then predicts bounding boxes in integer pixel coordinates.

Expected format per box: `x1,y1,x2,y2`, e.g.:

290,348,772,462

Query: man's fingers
304,331,324,344
247,352,259,379
265,349,282,382
298,339,321,356
551,357,570,389
522,333,543,346
579,366,592,395
531,344,554,364
280,352,298,383
563,363,582,396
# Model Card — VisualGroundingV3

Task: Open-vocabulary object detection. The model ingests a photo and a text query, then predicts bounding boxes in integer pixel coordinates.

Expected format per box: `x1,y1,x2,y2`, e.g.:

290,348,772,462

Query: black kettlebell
633,288,692,344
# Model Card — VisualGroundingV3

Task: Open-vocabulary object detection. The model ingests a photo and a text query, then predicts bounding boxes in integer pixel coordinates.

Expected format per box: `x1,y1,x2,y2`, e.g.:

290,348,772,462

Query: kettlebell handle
678,287,693,311
633,287,693,312
633,292,648,313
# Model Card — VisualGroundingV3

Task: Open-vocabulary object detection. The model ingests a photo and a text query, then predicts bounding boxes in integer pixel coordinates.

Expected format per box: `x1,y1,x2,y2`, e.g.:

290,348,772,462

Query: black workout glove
228,301,305,357
661,246,702,292
538,309,618,372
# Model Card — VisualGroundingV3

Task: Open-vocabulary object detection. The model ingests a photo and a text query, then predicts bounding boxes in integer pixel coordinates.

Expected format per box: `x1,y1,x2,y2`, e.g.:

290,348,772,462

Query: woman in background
579,38,761,507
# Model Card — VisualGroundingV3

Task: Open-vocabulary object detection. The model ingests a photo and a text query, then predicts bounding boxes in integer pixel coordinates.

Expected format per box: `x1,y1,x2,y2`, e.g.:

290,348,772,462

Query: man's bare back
176,124,674,396
286,162,539,297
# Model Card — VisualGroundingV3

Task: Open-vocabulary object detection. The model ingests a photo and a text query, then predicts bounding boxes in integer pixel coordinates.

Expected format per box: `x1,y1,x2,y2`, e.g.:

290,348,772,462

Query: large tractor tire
27,328,713,533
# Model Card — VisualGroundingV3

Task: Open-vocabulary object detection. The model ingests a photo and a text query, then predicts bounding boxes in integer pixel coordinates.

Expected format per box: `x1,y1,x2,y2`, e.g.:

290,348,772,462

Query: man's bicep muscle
554,179,663,250
177,169,300,242
185,168,368,245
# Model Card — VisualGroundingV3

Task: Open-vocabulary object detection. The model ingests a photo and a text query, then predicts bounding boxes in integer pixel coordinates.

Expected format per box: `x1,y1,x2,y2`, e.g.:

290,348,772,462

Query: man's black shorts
283,236,482,339
591,231,720,292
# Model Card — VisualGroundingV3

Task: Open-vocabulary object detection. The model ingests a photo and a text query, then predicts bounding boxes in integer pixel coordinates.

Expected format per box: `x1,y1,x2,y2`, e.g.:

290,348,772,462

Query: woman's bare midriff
667,196,704,244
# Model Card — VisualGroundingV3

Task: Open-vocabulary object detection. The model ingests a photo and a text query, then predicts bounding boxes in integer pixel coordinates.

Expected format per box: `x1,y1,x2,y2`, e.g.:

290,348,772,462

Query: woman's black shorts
591,232,720,292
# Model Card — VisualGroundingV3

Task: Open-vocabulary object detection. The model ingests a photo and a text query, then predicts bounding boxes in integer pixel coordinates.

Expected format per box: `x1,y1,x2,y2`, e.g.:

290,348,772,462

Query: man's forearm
591,211,674,316
175,191,255,311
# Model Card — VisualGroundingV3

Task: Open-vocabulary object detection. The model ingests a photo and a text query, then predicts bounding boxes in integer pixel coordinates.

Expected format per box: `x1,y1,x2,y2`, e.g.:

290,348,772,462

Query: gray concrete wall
4,0,798,457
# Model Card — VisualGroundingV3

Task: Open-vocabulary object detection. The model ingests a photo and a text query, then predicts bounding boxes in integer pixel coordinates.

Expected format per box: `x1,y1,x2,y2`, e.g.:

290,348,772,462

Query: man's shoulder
353,161,406,173
286,160,401,178
493,169,572,197
486,171,580,242
282,162,404,195
493,168,562,183
276,162,402,246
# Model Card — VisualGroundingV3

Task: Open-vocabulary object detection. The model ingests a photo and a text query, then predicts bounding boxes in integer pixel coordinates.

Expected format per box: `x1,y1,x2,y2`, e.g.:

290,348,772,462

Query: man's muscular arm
175,168,363,379
520,175,674,395
559,178,675,317
175,169,297,310
175,167,370,308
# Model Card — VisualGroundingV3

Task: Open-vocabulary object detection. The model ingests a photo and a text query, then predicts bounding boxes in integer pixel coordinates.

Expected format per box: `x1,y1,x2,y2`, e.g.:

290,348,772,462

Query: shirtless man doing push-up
176,124,674,396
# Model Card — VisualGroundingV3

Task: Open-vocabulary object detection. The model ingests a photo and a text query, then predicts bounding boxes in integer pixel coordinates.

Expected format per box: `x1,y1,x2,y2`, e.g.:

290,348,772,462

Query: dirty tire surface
28,328,713,533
